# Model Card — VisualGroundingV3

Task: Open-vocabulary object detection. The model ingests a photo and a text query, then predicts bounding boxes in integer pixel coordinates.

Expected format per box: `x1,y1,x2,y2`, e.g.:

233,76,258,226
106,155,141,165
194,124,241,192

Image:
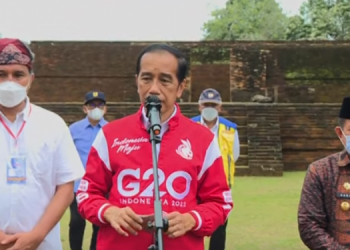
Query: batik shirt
298,150,350,250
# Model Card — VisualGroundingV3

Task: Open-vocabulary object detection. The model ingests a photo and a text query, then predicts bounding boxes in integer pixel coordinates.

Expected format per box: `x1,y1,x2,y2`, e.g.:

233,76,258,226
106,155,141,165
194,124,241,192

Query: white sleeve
54,122,85,186
233,130,240,163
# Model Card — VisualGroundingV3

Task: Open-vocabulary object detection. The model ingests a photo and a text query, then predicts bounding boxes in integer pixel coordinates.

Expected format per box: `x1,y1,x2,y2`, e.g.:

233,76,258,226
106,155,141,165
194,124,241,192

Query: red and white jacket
77,104,233,250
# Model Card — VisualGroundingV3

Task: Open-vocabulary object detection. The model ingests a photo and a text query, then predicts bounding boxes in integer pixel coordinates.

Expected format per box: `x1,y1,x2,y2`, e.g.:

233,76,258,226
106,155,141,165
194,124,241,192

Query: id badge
6,155,27,185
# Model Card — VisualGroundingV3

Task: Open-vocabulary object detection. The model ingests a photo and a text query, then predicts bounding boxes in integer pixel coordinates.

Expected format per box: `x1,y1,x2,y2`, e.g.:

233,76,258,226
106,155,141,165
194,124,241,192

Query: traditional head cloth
0,38,33,70
339,97,350,119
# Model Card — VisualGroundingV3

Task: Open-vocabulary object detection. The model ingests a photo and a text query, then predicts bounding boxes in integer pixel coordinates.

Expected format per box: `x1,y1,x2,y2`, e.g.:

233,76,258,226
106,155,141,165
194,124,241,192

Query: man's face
199,102,222,113
0,64,34,90
83,99,106,115
136,51,185,115
336,119,350,147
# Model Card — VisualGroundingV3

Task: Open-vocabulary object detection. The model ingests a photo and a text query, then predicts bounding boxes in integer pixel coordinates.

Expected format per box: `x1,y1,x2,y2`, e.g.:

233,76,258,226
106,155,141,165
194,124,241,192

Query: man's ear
82,106,88,114
335,126,343,138
176,79,186,99
218,104,222,112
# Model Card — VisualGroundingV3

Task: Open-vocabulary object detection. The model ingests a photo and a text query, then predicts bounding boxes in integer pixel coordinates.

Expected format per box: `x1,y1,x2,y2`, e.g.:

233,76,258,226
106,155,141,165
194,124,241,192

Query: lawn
60,171,307,250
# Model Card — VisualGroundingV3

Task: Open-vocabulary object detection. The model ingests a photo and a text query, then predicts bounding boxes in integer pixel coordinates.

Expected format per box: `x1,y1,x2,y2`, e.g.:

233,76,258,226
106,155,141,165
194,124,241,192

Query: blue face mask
341,129,350,153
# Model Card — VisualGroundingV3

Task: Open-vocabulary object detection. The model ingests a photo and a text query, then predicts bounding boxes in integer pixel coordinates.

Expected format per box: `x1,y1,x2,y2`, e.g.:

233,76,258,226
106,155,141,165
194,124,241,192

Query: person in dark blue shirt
68,91,108,250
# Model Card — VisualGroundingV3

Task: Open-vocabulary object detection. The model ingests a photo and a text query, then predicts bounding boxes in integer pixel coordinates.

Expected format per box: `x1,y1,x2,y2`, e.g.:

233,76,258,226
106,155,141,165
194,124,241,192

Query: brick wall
30,42,144,102
36,102,343,176
191,64,230,102
278,104,342,171
29,41,350,104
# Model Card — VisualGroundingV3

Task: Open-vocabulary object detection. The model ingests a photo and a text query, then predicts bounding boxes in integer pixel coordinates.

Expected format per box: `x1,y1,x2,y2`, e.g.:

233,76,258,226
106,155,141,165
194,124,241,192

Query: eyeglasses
86,102,106,108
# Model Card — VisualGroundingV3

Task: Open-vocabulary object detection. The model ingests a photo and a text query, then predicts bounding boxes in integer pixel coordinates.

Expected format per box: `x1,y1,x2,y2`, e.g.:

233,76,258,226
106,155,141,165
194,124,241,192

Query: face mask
341,129,350,153
88,108,104,121
201,107,218,121
0,81,28,108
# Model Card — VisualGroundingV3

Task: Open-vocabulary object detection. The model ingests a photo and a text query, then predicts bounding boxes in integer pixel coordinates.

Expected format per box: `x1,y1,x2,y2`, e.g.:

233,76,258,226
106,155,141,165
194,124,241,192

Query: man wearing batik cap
298,97,350,249
0,38,84,250
191,88,239,250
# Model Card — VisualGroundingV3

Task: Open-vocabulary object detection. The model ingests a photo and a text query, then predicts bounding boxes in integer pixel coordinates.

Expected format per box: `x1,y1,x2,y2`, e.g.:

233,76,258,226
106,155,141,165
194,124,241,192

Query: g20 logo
117,168,192,200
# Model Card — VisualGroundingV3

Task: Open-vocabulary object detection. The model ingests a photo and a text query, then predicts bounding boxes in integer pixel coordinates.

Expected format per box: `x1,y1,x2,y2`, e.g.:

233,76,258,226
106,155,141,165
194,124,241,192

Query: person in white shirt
0,38,85,250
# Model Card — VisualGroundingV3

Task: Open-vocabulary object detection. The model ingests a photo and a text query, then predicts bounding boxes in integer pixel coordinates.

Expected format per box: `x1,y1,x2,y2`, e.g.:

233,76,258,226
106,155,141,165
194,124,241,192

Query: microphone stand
147,111,169,250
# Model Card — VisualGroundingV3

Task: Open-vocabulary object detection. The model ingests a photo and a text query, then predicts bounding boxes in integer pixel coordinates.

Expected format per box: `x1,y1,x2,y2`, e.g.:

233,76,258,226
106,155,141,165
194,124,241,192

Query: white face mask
341,129,350,154
201,107,218,121
0,81,28,108
88,107,104,121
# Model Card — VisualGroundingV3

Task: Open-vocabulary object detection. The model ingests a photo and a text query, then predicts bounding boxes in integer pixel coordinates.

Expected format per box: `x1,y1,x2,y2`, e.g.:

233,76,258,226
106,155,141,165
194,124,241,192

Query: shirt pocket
26,141,55,184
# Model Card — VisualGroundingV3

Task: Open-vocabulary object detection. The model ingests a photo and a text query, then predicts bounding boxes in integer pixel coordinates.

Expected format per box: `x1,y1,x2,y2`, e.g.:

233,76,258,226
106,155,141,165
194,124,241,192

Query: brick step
247,131,281,136
236,165,249,169
247,121,280,125
236,156,248,166
247,136,280,141
248,148,282,152
248,143,282,147
249,159,284,164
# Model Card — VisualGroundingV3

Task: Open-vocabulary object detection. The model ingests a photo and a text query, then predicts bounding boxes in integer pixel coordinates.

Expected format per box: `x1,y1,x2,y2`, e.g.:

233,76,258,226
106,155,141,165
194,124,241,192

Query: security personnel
68,91,108,250
191,88,240,250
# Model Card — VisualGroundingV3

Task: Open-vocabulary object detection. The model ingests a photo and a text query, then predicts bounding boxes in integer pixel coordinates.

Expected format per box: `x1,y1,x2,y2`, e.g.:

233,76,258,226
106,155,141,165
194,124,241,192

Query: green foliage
202,0,288,41
203,0,350,41
191,47,230,64
286,0,350,40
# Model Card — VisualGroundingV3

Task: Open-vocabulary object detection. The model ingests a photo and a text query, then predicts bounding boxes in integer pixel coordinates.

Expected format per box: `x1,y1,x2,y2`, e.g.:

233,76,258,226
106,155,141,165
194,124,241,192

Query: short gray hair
339,118,346,128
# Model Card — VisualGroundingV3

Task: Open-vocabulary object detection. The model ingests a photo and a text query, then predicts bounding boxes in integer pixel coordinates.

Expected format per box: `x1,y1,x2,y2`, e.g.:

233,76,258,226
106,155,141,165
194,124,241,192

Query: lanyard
0,105,32,148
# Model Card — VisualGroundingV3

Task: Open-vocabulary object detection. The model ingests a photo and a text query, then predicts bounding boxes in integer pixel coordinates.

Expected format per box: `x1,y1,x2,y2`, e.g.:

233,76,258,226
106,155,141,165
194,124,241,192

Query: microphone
145,96,162,136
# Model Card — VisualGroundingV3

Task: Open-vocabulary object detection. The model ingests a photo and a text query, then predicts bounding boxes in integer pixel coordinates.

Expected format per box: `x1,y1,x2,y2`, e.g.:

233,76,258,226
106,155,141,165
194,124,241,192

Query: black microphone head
145,95,162,116
145,95,161,105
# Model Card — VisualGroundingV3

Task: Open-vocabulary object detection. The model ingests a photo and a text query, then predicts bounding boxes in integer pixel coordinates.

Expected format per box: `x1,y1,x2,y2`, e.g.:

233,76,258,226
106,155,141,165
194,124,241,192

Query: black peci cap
339,97,350,119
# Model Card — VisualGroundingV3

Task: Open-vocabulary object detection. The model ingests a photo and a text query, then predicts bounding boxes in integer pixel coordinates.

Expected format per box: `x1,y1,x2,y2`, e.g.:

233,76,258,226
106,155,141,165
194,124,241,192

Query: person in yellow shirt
191,88,240,250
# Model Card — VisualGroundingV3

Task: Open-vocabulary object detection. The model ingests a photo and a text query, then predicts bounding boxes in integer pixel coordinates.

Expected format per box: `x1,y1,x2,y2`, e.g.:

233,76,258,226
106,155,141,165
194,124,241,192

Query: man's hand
166,212,196,238
0,232,43,250
104,206,143,236
0,231,14,250
0,244,14,250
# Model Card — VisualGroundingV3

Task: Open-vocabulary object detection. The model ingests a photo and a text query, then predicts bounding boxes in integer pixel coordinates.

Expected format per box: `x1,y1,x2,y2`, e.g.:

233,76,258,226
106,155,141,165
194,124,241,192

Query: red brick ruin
29,41,350,176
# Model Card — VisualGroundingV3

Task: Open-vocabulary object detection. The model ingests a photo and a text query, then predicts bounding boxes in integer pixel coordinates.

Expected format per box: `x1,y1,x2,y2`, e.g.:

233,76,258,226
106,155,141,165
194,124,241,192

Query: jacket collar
338,150,350,167
82,116,107,128
137,103,181,134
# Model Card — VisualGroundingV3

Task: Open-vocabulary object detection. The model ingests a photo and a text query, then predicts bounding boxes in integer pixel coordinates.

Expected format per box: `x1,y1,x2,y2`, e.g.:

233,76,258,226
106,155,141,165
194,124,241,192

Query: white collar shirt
141,105,177,159
0,98,85,250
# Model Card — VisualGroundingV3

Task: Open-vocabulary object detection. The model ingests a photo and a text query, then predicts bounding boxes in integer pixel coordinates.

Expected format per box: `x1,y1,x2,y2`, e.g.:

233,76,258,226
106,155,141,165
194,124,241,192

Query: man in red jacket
76,44,233,250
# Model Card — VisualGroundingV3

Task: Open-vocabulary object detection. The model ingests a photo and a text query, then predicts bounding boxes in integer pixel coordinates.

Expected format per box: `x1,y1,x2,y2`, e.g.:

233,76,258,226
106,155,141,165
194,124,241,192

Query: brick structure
191,64,230,102
26,41,349,176
29,41,350,104
38,102,342,176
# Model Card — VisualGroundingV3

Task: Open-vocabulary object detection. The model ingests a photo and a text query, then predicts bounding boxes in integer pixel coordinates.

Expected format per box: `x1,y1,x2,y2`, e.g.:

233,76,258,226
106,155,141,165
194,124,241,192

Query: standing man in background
191,88,240,250
0,38,84,250
68,91,108,250
298,96,350,249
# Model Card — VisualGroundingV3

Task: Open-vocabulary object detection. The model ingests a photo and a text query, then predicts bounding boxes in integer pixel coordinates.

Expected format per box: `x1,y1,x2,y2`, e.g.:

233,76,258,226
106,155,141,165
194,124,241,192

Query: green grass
60,172,307,250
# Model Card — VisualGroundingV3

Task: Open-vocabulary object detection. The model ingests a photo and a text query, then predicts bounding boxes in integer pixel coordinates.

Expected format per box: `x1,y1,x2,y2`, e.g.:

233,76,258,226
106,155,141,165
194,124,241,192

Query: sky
0,0,305,42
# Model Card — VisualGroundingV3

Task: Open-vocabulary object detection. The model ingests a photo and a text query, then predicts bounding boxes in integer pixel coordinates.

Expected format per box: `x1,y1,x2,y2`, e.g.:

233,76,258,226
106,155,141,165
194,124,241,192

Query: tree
202,0,288,40
286,0,350,40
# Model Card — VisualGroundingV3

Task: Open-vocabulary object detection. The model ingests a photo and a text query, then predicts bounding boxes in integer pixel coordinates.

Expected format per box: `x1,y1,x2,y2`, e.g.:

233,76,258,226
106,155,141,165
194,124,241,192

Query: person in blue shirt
68,91,108,250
